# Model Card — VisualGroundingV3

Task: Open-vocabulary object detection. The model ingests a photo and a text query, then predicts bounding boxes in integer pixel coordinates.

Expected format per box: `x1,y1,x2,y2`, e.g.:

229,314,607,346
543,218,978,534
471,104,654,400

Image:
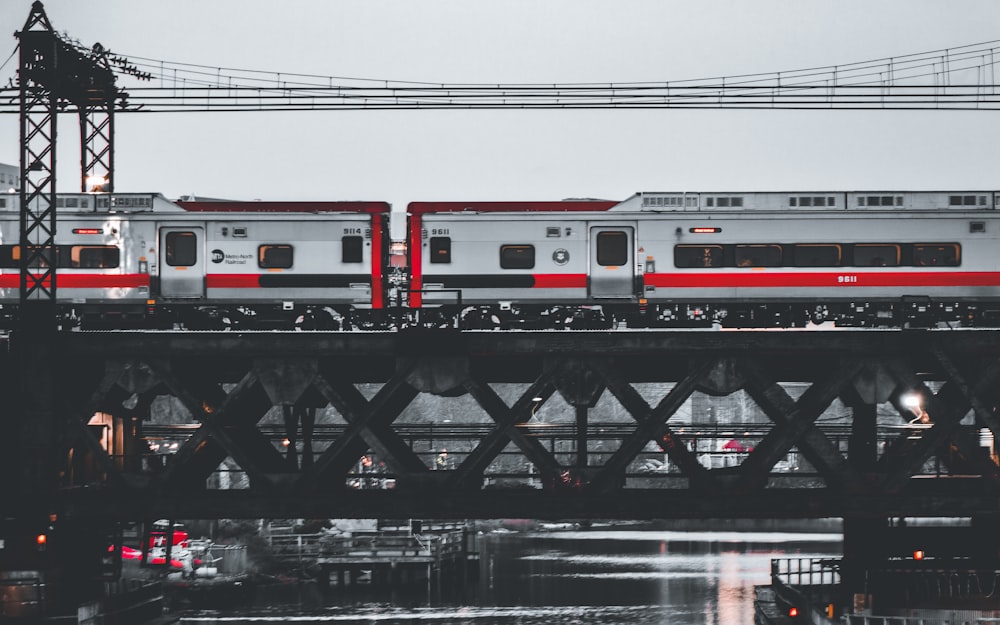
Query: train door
158,227,205,298
589,225,636,299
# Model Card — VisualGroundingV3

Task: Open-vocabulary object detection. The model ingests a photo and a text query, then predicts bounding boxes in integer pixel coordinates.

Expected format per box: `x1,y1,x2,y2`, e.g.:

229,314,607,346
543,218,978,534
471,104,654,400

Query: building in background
0,163,18,193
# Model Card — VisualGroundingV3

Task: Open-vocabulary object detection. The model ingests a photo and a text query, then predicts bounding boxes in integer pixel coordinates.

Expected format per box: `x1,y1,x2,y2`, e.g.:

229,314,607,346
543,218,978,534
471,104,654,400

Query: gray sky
2,0,999,221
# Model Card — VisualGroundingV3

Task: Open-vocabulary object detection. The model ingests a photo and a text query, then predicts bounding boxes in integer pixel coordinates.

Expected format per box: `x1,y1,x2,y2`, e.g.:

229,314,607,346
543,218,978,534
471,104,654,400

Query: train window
674,245,724,268
735,244,782,267
430,237,451,264
949,195,978,206
0,245,16,268
793,196,836,208
342,236,363,263
853,244,900,267
69,246,119,269
259,244,293,269
858,196,902,207
596,231,628,266
792,244,841,267
500,245,536,269
707,196,744,208
165,231,197,267
913,243,960,267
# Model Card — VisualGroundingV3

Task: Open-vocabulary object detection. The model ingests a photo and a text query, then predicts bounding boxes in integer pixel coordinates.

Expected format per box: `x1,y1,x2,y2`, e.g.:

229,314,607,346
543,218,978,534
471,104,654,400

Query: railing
846,614,1000,625
263,530,468,563
138,420,984,491
867,565,1000,610
770,557,842,622
772,557,841,588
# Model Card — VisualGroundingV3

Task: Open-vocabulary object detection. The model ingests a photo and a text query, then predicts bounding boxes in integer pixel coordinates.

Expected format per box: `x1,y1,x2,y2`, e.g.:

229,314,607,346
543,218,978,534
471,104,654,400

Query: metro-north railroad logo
552,249,570,265
211,250,253,265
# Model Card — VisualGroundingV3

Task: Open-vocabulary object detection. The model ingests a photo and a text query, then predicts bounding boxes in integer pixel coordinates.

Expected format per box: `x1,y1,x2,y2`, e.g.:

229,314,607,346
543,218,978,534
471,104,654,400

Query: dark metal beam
51,482,1000,522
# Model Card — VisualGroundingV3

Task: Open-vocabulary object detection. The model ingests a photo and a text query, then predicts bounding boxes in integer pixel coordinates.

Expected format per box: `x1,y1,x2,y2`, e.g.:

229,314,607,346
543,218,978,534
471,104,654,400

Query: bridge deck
4,328,1000,520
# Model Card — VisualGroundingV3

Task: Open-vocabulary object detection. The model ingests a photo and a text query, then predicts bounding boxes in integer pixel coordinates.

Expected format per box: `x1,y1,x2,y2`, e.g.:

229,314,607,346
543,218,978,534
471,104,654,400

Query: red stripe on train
0,274,150,288
533,274,588,288
644,271,1000,288
206,274,260,288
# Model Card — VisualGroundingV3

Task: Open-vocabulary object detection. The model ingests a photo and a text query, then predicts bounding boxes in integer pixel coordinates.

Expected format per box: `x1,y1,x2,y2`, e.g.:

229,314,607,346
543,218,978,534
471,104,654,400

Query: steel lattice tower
15,1,120,321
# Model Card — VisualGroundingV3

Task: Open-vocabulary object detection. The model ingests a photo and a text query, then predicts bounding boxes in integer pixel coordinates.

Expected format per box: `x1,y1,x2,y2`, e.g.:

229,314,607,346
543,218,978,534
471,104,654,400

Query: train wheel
185,308,233,331
295,307,343,331
459,306,500,330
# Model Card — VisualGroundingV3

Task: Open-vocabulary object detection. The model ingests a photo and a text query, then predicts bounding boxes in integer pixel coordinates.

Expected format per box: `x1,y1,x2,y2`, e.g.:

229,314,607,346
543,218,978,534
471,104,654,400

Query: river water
179,526,842,625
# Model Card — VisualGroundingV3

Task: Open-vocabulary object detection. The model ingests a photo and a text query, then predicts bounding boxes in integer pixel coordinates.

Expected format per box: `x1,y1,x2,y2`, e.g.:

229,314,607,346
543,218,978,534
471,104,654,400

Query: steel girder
9,329,1000,522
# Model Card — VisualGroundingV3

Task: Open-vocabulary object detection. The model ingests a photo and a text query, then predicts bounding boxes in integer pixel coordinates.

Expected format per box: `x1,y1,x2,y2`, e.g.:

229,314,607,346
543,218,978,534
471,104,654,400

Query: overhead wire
2,39,1000,113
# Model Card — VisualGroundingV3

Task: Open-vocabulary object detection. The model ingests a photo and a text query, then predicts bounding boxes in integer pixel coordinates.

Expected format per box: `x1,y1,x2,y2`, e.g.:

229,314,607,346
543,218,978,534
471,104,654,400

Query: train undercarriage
5,298,999,331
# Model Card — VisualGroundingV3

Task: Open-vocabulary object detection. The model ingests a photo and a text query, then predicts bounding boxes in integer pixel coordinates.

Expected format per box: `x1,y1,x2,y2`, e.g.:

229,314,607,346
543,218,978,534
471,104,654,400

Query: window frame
165,231,198,267
791,244,842,267
852,243,900,267
734,244,783,268
69,245,120,269
596,231,629,267
258,244,294,269
499,244,536,269
674,244,725,268
429,236,451,264
912,243,961,267
342,235,364,264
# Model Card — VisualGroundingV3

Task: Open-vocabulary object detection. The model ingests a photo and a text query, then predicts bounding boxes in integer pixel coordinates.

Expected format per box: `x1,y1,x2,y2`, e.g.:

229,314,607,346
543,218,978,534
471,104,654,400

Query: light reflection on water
181,529,842,625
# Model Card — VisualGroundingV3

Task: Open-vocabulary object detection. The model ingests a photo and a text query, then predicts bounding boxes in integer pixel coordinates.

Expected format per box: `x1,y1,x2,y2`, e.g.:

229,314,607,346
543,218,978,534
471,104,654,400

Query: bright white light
901,393,922,410
85,175,108,193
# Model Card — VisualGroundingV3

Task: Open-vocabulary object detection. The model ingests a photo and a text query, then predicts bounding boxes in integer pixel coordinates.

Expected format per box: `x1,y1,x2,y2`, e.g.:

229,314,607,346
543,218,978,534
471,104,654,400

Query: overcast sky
2,1,1000,223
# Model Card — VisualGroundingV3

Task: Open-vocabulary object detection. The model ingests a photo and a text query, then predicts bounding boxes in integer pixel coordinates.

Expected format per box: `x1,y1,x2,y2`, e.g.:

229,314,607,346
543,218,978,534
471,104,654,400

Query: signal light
913,550,925,560
36,533,47,551
788,607,799,617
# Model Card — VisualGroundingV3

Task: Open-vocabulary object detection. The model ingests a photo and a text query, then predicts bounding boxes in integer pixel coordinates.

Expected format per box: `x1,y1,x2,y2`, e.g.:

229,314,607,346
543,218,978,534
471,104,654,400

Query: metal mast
15,1,121,321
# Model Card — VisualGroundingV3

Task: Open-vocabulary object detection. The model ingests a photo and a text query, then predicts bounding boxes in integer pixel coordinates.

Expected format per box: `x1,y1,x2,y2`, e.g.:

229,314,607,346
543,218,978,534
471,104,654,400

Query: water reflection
182,528,841,625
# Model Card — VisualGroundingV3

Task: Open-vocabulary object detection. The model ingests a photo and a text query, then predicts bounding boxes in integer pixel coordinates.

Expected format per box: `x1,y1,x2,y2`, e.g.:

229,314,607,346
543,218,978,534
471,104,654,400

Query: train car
0,193,391,329
407,191,1000,328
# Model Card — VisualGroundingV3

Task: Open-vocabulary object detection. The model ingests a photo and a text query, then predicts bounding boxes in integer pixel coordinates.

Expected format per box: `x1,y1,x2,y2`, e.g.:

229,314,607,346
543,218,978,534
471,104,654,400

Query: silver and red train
1,189,999,329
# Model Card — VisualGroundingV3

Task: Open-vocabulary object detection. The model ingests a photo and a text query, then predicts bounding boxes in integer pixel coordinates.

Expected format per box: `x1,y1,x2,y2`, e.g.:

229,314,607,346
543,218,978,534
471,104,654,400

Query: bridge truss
12,328,1000,523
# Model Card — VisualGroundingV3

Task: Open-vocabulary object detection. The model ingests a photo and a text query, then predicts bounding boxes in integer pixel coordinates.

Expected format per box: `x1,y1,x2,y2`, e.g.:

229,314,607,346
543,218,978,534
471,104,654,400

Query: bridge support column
848,402,878,472
549,359,605,473
841,517,887,610
576,406,588,467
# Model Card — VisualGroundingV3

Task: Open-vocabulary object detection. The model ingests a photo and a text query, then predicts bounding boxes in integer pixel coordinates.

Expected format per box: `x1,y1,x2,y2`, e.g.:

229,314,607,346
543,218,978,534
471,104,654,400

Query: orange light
73,228,102,235
690,227,721,234
36,533,47,546
788,607,799,617
913,550,925,560
281,438,291,447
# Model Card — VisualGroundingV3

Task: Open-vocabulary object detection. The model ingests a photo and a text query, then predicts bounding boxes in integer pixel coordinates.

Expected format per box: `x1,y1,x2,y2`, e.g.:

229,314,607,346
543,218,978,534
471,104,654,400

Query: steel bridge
4,328,1000,523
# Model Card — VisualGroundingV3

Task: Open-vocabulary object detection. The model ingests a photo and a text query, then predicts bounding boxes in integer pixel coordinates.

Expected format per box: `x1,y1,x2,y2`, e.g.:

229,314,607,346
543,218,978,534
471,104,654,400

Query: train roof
177,200,390,213
407,200,618,215
0,194,393,214
0,193,185,213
